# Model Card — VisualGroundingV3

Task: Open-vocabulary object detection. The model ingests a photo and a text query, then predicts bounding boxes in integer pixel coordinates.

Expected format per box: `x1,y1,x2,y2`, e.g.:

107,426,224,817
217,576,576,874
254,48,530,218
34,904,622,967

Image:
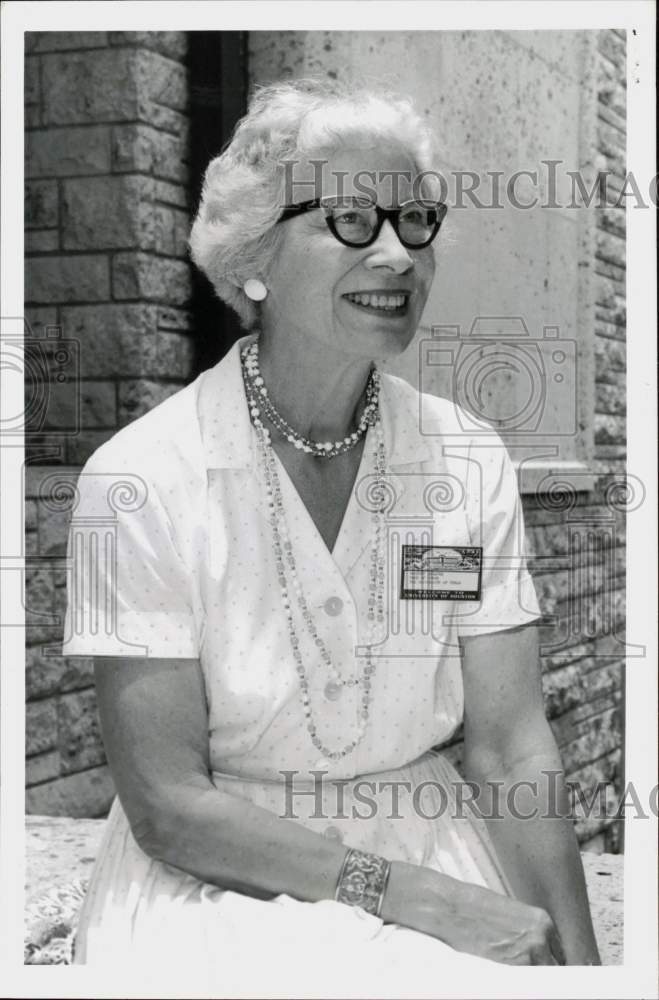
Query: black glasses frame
277,197,448,249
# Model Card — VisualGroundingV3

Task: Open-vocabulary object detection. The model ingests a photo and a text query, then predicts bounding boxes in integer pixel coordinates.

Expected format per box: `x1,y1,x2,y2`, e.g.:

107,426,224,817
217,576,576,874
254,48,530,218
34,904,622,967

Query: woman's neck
255,329,374,443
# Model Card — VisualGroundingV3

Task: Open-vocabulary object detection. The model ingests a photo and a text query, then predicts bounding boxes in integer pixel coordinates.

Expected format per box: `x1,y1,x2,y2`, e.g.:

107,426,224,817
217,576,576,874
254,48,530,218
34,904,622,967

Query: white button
314,758,330,770
323,825,344,842
323,596,343,616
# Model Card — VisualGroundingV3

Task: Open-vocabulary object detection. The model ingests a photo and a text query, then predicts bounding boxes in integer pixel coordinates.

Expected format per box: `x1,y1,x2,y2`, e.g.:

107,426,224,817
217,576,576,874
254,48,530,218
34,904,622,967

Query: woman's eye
335,212,360,226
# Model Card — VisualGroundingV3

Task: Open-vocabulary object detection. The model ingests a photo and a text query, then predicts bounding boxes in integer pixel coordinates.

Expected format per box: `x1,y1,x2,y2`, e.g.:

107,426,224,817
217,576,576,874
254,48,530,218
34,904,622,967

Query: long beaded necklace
242,341,379,458
241,344,387,761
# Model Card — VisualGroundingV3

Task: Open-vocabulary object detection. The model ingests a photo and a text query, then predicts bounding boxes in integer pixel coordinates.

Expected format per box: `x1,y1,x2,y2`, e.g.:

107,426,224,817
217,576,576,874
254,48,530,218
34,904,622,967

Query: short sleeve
454,440,541,637
62,456,199,659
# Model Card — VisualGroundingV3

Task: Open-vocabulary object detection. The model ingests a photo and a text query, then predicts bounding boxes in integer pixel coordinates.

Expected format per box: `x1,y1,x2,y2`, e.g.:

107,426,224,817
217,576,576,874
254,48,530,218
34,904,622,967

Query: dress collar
197,335,433,473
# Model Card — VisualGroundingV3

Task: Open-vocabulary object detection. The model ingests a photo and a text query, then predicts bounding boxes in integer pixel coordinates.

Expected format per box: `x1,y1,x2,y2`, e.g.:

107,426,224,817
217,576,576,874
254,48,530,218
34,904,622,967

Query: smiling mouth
343,292,409,315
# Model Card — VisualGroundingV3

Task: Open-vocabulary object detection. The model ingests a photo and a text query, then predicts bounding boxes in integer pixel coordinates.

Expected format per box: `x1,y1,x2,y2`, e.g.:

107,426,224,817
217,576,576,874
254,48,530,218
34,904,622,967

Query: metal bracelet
335,848,391,917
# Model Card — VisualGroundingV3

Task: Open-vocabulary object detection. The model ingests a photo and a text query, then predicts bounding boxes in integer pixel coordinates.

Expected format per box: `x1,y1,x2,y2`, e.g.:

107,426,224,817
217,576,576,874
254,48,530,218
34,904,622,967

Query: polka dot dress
65,336,541,981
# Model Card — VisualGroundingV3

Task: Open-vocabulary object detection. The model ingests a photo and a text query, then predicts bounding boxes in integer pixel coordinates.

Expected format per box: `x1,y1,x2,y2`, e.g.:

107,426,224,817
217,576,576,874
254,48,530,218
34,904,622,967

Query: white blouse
64,334,540,784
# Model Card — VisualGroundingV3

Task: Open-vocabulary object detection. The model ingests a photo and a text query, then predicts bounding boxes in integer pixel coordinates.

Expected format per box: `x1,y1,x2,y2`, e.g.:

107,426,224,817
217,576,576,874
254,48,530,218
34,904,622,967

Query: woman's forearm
466,746,601,965
135,780,349,903
134,779,566,965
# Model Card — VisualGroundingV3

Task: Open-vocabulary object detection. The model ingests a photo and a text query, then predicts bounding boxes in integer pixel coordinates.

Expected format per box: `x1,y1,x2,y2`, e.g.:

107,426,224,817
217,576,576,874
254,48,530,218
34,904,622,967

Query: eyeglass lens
323,198,441,246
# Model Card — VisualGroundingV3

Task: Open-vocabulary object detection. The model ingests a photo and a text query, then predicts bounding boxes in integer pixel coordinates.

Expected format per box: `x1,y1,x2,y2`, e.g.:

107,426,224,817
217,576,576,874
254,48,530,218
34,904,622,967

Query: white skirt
74,750,513,995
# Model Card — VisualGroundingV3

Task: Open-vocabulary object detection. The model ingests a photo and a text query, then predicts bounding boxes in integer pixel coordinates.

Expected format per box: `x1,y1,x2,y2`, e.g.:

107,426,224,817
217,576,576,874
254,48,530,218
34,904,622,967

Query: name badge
400,545,482,601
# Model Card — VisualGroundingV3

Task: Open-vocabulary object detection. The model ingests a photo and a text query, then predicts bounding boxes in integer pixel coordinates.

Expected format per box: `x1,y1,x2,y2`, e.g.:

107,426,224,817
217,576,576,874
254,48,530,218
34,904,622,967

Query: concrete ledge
25,815,623,964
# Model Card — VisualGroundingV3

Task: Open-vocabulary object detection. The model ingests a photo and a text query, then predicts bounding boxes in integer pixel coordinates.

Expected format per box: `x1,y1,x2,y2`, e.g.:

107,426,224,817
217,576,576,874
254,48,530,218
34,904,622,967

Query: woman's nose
366,219,415,273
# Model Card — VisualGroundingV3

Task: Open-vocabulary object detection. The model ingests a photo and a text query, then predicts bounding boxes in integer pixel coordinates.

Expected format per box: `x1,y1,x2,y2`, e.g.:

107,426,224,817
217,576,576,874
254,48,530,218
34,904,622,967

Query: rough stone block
111,252,190,303
598,30,626,73
111,123,188,183
26,126,111,178
154,331,195,375
26,105,41,129
597,101,626,137
26,647,61,699
542,662,584,718
594,259,625,285
595,319,625,342
594,446,626,465
25,230,59,253
599,207,626,239
108,31,188,60
25,463,80,499
65,429,116,466
26,698,58,756
596,230,625,269
543,660,622,722
26,255,110,304
595,335,625,374
61,175,144,251
25,180,58,229
152,178,189,209
136,49,189,111
554,704,622,768
44,379,117,432
597,121,625,158
26,751,61,786
117,379,184,425
60,303,159,376
25,308,59,338
25,564,56,620
595,414,626,445
596,383,626,415
25,498,39,532
157,306,191,332
25,55,41,106
530,523,571,557
25,764,115,817
41,50,140,125
58,689,106,775
26,619,63,646
27,32,109,52
541,642,594,671
36,497,74,558
595,301,626,329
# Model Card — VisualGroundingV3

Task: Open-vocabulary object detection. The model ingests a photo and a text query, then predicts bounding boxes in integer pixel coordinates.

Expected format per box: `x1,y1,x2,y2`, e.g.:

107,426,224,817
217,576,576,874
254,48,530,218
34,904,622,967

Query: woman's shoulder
79,375,207,494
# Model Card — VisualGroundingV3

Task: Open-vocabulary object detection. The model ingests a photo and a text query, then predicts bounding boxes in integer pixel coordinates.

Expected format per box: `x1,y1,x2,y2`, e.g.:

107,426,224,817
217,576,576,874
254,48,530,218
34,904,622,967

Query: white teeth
346,293,406,310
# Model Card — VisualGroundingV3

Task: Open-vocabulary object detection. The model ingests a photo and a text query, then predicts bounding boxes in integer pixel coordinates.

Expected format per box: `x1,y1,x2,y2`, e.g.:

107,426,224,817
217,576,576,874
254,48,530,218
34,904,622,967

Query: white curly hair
188,77,442,330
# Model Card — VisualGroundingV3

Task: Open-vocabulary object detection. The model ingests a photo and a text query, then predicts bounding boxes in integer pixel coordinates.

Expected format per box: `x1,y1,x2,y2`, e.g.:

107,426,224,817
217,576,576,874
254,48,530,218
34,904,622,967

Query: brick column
24,31,193,815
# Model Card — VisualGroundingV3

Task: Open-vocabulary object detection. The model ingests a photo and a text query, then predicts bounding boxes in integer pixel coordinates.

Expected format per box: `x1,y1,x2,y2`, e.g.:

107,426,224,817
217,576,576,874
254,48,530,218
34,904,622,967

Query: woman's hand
382,861,566,966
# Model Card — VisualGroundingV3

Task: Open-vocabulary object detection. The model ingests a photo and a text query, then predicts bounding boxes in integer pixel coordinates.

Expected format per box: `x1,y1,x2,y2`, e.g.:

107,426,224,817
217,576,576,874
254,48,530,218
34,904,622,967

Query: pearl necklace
241,345,387,761
242,341,380,458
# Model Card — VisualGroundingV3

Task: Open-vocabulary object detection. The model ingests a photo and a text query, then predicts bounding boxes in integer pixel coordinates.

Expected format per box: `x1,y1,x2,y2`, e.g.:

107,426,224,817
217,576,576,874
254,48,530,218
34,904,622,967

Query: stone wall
24,31,194,816
524,28,627,852
25,31,628,845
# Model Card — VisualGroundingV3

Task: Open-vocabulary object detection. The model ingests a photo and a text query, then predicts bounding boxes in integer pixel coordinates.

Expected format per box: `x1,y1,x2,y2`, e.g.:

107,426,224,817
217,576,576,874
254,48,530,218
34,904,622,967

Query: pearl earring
244,278,267,301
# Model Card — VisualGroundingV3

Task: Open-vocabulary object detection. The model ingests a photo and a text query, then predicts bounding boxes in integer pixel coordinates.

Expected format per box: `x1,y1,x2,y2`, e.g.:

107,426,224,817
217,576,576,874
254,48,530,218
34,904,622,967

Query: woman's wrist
334,847,391,916
379,860,458,936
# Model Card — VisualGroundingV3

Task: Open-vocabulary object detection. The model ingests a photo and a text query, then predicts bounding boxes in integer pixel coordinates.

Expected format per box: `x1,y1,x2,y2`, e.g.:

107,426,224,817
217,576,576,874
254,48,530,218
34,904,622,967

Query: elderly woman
65,79,600,989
